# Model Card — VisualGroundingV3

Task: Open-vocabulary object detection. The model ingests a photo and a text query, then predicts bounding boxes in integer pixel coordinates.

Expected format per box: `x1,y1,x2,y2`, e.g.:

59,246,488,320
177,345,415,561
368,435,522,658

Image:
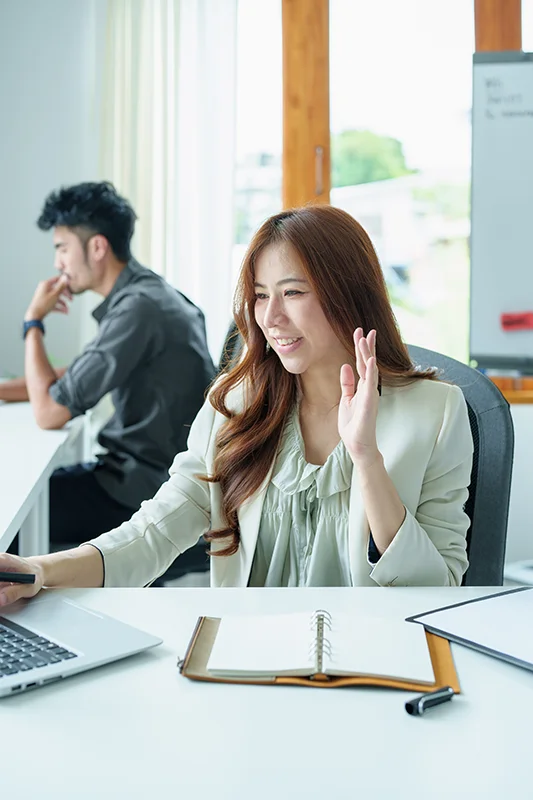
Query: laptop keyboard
0,617,78,677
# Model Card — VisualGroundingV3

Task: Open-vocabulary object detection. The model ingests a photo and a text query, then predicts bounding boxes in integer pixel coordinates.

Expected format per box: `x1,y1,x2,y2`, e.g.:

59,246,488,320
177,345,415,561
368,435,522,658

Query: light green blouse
248,409,354,587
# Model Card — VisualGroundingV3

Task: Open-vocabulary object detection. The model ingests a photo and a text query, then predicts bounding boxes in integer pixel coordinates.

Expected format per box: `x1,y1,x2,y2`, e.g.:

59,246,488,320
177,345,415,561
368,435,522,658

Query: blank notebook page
207,613,315,675
325,616,434,681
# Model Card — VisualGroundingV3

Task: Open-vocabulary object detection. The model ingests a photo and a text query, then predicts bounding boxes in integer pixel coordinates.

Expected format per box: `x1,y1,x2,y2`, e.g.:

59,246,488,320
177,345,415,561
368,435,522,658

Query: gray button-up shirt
49,259,215,509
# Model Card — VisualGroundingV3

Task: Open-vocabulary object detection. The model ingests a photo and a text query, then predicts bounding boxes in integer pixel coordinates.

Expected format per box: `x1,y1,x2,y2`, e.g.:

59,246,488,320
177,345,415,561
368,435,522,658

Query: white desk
2,587,531,799
0,403,85,555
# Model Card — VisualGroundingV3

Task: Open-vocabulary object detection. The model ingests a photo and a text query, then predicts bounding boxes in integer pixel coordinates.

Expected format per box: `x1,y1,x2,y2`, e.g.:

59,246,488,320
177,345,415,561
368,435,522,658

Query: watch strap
23,319,45,339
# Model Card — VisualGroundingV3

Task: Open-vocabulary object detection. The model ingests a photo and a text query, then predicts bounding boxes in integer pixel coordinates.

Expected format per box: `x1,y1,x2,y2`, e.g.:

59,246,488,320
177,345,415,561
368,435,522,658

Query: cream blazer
89,378,473,588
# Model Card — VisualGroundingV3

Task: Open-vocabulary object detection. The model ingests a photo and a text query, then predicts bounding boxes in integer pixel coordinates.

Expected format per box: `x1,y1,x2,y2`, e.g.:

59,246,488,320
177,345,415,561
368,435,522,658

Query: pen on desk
405,686,455,716
0,572,36,584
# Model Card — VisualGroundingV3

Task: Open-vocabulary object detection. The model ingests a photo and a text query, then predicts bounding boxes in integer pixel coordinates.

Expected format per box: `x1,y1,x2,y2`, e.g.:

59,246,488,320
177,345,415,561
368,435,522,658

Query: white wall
0,0,106,376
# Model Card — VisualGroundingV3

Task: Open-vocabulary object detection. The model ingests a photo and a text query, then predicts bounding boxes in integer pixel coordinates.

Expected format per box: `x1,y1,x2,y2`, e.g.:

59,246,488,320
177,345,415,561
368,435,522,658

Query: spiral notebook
179,610,461,691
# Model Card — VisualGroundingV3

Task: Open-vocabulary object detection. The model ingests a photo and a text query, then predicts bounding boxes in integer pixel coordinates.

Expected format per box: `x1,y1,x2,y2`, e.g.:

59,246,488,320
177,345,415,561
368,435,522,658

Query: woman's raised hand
338,328,380,467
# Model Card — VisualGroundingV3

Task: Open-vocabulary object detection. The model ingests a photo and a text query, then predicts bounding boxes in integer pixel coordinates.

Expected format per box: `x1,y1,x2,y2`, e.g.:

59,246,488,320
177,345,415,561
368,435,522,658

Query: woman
0,206,473,603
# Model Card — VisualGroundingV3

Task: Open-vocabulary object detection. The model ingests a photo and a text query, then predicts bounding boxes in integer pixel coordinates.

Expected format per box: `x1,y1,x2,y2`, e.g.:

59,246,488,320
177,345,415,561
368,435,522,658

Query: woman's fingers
353,328,366,382
359,336,372,364
340,363,356,400
367,329,376,359
353,329,378,386
0,582,36,607
366,355,379,390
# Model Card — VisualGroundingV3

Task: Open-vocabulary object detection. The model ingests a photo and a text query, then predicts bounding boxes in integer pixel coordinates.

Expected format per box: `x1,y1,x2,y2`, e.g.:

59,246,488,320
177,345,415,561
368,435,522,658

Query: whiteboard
470,52,533,372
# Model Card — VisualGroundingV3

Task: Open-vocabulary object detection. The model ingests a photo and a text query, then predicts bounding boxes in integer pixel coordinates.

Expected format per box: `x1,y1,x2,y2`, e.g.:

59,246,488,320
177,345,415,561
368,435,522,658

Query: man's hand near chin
24,273,72,322
16,273,74,429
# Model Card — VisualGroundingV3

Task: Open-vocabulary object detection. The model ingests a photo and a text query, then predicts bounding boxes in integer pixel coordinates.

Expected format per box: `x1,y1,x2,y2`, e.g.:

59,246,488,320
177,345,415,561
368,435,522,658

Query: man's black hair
37,181,137,262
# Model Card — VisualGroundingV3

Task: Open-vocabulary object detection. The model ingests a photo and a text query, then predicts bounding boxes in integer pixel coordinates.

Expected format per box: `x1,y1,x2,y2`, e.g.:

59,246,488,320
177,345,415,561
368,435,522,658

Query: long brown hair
204,205,435,555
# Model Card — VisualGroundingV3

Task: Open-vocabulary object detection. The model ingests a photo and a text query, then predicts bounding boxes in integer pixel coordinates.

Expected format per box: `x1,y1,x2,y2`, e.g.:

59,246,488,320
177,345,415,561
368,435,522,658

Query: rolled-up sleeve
49,294,162,417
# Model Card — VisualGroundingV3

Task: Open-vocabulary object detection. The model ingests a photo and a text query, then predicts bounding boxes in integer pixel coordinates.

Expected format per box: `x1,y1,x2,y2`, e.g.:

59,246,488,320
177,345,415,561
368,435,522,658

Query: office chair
218,320,242,372
407,345,514,586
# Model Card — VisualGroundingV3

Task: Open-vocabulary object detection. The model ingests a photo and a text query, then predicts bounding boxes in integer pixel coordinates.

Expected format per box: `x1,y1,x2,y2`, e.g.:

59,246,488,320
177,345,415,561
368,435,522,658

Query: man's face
52,226,94,294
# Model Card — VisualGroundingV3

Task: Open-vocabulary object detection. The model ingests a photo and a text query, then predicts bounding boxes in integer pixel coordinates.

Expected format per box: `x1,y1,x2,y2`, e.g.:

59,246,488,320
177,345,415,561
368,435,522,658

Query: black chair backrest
219,321,243,373
408,345,514,586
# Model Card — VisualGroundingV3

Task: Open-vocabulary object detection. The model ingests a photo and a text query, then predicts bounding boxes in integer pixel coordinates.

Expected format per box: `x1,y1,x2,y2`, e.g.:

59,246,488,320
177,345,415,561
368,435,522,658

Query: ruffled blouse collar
271,408,353,499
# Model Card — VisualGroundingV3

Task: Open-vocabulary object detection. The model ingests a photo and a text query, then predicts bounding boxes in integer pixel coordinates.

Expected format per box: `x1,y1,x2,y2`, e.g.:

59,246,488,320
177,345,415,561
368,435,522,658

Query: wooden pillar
282,0,330,208
474,0,522,51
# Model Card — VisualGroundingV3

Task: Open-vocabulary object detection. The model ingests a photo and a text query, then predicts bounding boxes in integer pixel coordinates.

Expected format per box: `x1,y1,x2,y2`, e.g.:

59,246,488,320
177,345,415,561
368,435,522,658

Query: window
233,0,283,288
523,0,533,51
330,0,474,361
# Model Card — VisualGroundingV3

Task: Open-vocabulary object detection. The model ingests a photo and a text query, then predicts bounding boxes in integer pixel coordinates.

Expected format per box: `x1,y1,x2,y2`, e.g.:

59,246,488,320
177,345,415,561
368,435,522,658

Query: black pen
0,572,36,584
405,685,455,716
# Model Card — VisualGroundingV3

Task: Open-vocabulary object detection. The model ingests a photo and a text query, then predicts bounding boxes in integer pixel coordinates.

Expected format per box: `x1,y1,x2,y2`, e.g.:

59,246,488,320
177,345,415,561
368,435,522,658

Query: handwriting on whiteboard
484,77,533,119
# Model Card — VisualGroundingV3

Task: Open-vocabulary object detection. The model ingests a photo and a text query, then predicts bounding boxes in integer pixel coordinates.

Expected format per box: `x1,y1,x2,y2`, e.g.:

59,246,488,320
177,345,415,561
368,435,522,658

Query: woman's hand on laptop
0,554,43,607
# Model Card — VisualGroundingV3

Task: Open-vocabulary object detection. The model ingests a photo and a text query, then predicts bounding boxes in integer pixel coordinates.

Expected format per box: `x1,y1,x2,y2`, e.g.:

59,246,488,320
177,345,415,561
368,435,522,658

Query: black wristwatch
23,319,45,339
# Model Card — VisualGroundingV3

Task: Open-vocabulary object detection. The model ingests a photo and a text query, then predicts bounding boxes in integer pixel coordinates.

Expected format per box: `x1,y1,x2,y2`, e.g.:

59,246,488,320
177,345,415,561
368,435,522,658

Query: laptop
0,592,162,697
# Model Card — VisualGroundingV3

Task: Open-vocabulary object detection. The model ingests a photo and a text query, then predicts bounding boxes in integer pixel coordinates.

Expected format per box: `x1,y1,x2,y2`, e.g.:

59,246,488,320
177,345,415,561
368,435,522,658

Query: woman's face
253,243,348,376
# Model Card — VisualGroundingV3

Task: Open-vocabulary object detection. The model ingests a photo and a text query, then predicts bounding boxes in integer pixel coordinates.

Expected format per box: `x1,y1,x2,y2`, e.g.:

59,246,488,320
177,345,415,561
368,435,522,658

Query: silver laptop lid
0,592,162,697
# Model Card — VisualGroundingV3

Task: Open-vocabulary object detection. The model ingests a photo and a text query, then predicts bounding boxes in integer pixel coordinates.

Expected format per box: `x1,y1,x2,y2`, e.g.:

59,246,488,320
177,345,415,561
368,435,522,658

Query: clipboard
407,587,533,673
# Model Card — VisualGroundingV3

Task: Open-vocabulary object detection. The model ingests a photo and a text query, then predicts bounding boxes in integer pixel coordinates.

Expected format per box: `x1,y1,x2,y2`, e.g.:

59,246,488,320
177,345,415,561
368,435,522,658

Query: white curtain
99,0,238,361
172,0,238,360
100,0,179,275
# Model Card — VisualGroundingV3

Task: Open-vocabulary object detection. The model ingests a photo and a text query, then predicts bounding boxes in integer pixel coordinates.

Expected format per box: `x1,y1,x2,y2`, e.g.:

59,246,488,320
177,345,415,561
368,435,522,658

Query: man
1,181,215,547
